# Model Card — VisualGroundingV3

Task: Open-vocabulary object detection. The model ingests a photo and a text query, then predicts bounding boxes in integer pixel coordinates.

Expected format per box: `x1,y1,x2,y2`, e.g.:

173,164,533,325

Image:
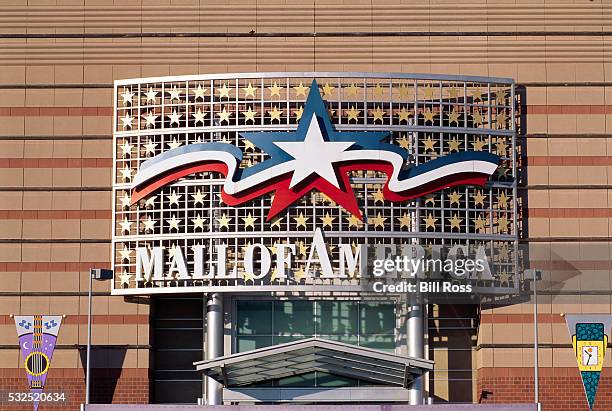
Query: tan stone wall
0,1,610,409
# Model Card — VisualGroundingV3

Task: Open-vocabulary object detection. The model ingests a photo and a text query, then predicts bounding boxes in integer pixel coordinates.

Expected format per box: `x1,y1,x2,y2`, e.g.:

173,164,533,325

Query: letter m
135,247,163,282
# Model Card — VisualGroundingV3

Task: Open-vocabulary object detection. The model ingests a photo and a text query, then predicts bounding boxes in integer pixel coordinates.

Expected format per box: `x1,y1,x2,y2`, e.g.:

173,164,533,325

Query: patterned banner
14,315,63,411
565,314,612,410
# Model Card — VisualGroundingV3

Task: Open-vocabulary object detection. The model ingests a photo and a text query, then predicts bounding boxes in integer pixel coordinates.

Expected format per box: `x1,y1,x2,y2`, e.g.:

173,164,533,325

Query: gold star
293,212,308,228
191,190,206,205
370,212,387,228
448,108,460,125
398,84,412,100
120,192,131,209
397,213,411,229
497,192,509,209
120,217,132,233
294,106,304,120
242,106,257,123
448,86,460,99
169,86,182,101
472,109,484,126
297,240,308,256
168,109,181,126
473,215,487,232
244,140,255,151
346,106,361,122
320,212,335,228
167,137,181,150
373,83,385,99
192,84,207,100
119,245,132,261
498,244,510,261
397,107,411,123
120,88,134,105
191,214,206,230
119,270,132,286
120,164,132,181
471,87,483,101
217,83,231,98
120,113,133,129
293,82,309,98
424,194,436,205
142,215,156,232
372,188,385,204
144,111,157,128
423,108,435,123
498,270,510,285
268,82,283,98
346,214,363,228
496,112,507,129
144,87,157,103
192,108,207,125
495,91,506,105
294,266,307,282
371,106,385,123
471,138,486,151
425,84,437,100
168,215,181,231
448,191,462,205
270,217,283,229
472,190,486,207
242,82,257,98
424,213,438,230
448,214,463,230
218,107,231,124
322,83,335,98
423,136,437,152
268,106,283,122
167,191,181,206
397,134,410,150
216,213,231,229
242,213,257,229
495,138,508,156
345,83,361,98
120,140,133,157
242,266,255,283
448,137,461,152
497,214,509,233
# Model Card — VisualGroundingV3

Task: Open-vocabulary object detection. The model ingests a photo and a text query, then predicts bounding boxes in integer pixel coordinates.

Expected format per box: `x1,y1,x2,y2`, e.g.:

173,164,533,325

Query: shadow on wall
79,347,127,403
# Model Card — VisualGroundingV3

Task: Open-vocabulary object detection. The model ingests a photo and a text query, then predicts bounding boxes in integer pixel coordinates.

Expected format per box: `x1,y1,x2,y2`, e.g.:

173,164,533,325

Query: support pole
85,268,93,405
205,293,224,405
407,296,424,405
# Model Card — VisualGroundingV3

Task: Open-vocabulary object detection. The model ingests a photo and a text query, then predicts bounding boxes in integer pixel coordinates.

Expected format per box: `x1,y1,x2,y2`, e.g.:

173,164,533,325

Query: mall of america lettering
134,228,493,283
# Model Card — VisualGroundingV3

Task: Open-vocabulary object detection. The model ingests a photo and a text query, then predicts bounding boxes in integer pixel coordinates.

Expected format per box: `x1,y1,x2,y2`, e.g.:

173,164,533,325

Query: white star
274,114,354,189
120,89,134,105
144,87,157,103
120,164,132,181
120,113,133,129
120,217,132,233
192,84,207,100
120,192,131,209
191,214,206,230
168,215,181,231
192,108,207,125
169,86,182,101
144,139,157,155
144,111,157,127
191,190,206,205
119,245,132,261
167,191,182,206
168,137,182,149
120,140,133,157
145,196,156,208
168,110,182,126
119,270,132,286
142,215,156,232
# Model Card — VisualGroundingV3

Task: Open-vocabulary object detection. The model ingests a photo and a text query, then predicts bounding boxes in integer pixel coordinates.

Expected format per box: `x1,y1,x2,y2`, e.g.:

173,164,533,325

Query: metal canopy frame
194,337,433,388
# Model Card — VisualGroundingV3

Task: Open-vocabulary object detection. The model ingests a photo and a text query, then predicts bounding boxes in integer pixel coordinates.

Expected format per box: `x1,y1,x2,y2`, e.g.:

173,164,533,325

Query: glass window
316,301,358,336
360,302,395,335
236,300,272,335
274,300,315,336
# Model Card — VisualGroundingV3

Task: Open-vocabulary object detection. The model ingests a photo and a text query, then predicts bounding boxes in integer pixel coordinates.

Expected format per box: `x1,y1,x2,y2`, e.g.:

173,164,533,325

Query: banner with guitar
14,315,63,411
